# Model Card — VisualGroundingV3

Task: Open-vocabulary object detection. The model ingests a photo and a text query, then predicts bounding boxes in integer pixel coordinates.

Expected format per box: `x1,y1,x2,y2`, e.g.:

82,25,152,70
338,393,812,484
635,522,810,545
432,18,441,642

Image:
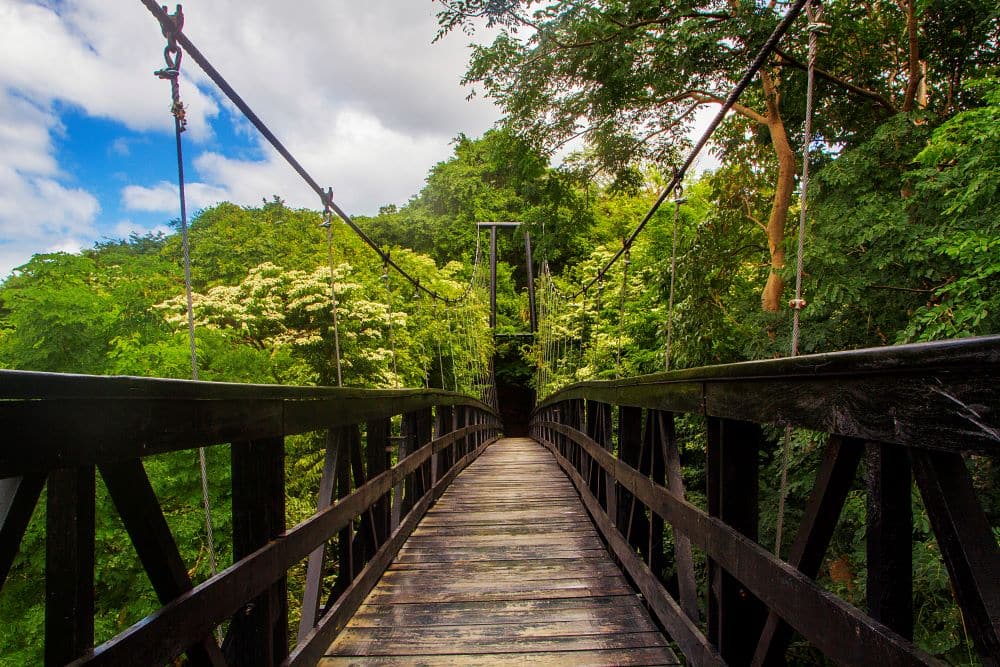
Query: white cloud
190,110,455,214
0,0,501,274
122,180,230,213
0,89,99,277
0,1,219,139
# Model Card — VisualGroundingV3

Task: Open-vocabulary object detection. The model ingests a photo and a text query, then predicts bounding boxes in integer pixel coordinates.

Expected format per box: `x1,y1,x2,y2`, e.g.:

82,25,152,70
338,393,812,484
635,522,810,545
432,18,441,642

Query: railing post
390,429,404,533
658,410,699,623
866,442,913,639
366,418,392,546
45,466,94,667
400,412,418,519
644,410,664,577
617,406,643,538
229,437,287,665
586,400,611,509
706,417,765,663
414,407,433,497
434,406,453,485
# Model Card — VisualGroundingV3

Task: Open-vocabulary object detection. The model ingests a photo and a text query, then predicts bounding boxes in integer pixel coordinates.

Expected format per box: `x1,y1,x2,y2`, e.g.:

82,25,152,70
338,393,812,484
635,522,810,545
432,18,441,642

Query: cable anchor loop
153,5,187,131
319,187,334,228
806,0,828,33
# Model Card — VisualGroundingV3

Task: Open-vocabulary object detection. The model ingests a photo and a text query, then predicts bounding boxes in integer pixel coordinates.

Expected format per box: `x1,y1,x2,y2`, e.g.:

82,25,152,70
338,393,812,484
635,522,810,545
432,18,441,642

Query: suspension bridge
1,1,999,666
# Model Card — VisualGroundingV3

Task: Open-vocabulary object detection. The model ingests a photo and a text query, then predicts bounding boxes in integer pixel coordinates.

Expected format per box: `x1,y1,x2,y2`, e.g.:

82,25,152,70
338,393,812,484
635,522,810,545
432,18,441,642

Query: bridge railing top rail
535,335,1000,455
0,371,495,476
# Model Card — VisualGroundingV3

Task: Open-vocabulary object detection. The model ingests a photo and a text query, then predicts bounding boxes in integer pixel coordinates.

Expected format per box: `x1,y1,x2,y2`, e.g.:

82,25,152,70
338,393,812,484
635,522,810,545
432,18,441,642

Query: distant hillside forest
3,0,999,661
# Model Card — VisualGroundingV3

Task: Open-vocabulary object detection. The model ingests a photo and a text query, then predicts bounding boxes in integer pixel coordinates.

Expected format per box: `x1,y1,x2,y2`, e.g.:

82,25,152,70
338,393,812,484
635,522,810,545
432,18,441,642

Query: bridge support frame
706,418,766,663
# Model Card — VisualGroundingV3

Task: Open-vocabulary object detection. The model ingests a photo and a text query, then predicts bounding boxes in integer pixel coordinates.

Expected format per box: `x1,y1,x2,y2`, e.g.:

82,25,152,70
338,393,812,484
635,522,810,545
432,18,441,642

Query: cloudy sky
0,0,501,276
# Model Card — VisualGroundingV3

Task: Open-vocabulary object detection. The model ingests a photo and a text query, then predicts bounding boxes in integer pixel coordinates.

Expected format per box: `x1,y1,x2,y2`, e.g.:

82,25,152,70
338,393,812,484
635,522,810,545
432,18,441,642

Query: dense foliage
0,197,495,663
1,1,998,660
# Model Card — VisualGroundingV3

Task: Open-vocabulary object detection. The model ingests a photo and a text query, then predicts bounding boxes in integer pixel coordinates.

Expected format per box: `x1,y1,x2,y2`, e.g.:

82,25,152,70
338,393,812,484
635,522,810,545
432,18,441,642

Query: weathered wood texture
324,438,679,666
532,335,1000,666
535,419,943,667
0,372,495,475
535,335,1000,454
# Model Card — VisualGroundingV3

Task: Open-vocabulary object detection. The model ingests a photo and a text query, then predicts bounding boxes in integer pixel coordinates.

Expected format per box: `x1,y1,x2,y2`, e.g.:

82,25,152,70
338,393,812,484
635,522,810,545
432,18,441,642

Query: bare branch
772,48,897,112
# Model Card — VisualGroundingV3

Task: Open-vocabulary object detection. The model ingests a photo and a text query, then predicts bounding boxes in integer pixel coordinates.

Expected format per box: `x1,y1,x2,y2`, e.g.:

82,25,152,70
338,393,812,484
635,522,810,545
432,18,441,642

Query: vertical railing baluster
706,417,765,663
647,411,666,584
400,412,418,518
390,419,404,533
366,418,392,546
586,401,611,510
434,406,454,486
659,410,698,623
866,441,913,639
229,437,287,665
335,427,356,588
618,406,643,540
45,466,95,667
415,407,433,497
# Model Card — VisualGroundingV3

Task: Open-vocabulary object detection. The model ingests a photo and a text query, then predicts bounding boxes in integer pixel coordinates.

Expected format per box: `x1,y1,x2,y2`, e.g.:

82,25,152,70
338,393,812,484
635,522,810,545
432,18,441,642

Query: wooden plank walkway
322,437,679,666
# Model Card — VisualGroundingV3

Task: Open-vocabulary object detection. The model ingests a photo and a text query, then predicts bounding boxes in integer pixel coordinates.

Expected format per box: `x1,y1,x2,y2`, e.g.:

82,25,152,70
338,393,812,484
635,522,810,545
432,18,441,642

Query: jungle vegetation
1,0,998,662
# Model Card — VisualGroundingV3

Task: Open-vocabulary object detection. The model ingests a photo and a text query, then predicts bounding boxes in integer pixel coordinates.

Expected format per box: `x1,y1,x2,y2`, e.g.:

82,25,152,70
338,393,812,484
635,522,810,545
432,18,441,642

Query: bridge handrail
531,335,999,666
0,372,501,665
0,370,495,476
536,335,1000,454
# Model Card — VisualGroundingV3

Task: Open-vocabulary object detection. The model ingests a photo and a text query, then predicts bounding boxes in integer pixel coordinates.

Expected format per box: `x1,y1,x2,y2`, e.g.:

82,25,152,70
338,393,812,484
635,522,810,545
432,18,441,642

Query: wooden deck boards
322,437,678,666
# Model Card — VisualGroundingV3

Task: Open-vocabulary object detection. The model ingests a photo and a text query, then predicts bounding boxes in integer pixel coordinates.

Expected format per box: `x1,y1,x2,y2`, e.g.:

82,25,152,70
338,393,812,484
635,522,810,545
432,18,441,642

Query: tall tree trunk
760,69,796,313
900,0,922,112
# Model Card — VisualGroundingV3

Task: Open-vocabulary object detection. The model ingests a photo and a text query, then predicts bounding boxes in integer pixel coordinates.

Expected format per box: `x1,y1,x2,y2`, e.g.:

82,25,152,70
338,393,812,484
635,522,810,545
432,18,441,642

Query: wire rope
538,0,811,300
152,8,219,586
381,261,400,387
140,0,479,306
320,189,344,387
616,248,630,378
665,185,684,372
776,0,824,557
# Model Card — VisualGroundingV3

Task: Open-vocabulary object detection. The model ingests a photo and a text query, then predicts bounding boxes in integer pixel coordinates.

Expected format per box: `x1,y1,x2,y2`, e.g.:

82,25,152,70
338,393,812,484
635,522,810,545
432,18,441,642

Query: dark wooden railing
531,335,1000,667
0,371,500,666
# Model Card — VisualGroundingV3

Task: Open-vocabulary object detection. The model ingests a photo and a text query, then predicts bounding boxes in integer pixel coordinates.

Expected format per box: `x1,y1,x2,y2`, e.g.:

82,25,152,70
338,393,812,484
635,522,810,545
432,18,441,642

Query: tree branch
772,48,897,112
689,91,768,125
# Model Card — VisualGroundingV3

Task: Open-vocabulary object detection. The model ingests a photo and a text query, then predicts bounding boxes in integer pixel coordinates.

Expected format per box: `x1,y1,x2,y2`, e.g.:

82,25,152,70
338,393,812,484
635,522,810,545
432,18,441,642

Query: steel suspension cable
321,189,344,387
665,186,684,372
535,266,547,396
153,8,219,584
140,1,471,306
591,277,604,374
776,0,824,557
616,248,630,378
444,308,459,392
555,0,810,300
381,261,400,387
